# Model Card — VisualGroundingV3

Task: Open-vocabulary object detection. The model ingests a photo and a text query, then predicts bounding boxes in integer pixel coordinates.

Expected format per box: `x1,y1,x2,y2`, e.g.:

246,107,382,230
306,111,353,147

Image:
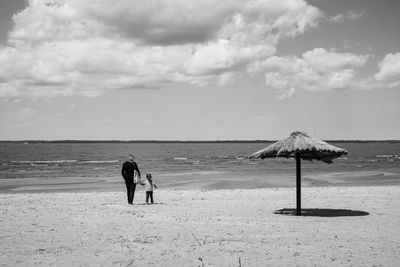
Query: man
121,154,141,204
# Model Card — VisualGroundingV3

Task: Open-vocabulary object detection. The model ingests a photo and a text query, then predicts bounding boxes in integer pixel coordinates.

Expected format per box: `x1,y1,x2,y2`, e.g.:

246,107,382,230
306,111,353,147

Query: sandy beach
1,0,400,265
1,185,399,266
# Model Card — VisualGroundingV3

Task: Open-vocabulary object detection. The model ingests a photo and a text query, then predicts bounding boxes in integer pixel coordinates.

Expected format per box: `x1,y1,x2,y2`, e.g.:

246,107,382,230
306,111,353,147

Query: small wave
204,156,236,160
17,169,60,173
30,163,49,167
12,160,77,164
216,155,237,159
173,157,188,160
80,160,119,164
159,171,227,177
376,155,393,158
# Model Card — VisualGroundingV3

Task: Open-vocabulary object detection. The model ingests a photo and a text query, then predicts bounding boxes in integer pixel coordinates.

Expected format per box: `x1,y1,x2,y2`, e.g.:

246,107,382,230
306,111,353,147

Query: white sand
1,186,400,266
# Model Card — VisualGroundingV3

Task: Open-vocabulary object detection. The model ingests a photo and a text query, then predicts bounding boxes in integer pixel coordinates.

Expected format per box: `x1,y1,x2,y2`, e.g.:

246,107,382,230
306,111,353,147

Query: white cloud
187,39,276,76
3,0,396,100
255,48,400,99
0,0,323,98
330,10,365,23
374,53,400,81
277,87,296,101
302,48,368,72
76,0,242,45
259,48,369,94
218,71,239,86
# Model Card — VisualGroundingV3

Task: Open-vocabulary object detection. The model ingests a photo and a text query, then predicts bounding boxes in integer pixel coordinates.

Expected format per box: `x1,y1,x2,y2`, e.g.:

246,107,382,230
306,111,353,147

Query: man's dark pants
124,178,137,204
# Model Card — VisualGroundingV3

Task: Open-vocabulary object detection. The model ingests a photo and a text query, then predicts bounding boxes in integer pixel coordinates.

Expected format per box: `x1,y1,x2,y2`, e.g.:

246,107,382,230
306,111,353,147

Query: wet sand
1,170,400,193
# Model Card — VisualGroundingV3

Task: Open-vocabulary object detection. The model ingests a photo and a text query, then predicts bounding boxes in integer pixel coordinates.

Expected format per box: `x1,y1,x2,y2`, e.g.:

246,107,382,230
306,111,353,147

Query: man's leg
150,191,154,204
128,182,135,204
124,179,131,204
146,191,150,203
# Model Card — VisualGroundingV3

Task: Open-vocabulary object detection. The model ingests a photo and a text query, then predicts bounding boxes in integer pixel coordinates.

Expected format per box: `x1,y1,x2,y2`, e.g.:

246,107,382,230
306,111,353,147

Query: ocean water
1,142,400,182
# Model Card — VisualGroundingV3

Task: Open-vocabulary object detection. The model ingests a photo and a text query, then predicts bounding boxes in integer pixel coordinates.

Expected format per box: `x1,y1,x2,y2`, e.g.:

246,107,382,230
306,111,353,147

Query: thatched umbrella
248,131,348,215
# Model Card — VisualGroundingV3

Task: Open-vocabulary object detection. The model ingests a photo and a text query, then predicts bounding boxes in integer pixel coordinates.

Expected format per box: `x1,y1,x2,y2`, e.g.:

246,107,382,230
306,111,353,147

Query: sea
1,142,400,191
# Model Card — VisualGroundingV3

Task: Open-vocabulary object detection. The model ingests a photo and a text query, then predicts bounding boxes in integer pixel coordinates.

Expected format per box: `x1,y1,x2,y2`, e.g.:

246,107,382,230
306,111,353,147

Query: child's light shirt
145,179,156,191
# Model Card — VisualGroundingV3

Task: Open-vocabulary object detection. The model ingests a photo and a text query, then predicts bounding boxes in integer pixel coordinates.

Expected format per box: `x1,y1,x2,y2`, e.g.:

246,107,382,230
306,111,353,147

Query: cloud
11,0,241,45
277,87,296,101
253,48,400,98
329,10,365,23
0,0,323,98
4,0,395,100
257,48,369,93
75,0,243,46
374,53,400,81
217,71,240,86
187,39,276,76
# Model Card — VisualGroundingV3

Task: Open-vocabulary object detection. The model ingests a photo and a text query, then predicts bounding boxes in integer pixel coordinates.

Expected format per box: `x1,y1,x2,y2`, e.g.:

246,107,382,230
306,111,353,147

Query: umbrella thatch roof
248,131,347,163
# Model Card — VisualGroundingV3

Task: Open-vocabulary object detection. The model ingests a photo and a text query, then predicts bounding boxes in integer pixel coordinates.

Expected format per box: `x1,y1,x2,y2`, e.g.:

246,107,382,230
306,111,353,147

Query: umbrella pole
296,153,301,215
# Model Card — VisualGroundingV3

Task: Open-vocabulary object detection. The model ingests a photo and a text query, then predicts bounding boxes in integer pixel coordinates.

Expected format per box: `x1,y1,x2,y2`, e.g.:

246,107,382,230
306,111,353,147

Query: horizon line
1,139,400,143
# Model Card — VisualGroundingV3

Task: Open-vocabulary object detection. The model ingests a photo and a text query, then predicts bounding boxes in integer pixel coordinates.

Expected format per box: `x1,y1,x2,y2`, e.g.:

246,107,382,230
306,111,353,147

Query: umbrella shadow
274,208,369,217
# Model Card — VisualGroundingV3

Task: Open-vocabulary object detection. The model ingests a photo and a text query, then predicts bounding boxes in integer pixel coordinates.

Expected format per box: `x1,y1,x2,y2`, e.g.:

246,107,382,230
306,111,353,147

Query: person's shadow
274,208,369,217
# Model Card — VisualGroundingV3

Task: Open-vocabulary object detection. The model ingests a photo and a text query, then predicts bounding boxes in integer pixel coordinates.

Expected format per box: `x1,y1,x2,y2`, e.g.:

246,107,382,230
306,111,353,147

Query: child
144,173,157,204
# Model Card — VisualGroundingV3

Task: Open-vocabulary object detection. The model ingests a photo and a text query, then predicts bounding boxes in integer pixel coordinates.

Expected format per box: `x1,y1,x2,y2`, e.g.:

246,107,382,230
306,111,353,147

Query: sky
0,0,399,140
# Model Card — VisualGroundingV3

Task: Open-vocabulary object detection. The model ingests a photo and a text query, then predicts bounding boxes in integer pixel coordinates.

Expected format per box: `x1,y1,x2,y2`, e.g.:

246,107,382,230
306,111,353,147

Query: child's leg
150,191,154,204
146,191,150,203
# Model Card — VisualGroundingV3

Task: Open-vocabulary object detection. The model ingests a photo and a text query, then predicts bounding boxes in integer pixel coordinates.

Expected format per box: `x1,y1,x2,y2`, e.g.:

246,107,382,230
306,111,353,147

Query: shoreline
1,170,400,194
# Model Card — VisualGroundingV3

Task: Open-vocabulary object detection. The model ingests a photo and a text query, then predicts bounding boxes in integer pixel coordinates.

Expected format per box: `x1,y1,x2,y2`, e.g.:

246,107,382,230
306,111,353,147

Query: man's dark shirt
121,161,140,180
